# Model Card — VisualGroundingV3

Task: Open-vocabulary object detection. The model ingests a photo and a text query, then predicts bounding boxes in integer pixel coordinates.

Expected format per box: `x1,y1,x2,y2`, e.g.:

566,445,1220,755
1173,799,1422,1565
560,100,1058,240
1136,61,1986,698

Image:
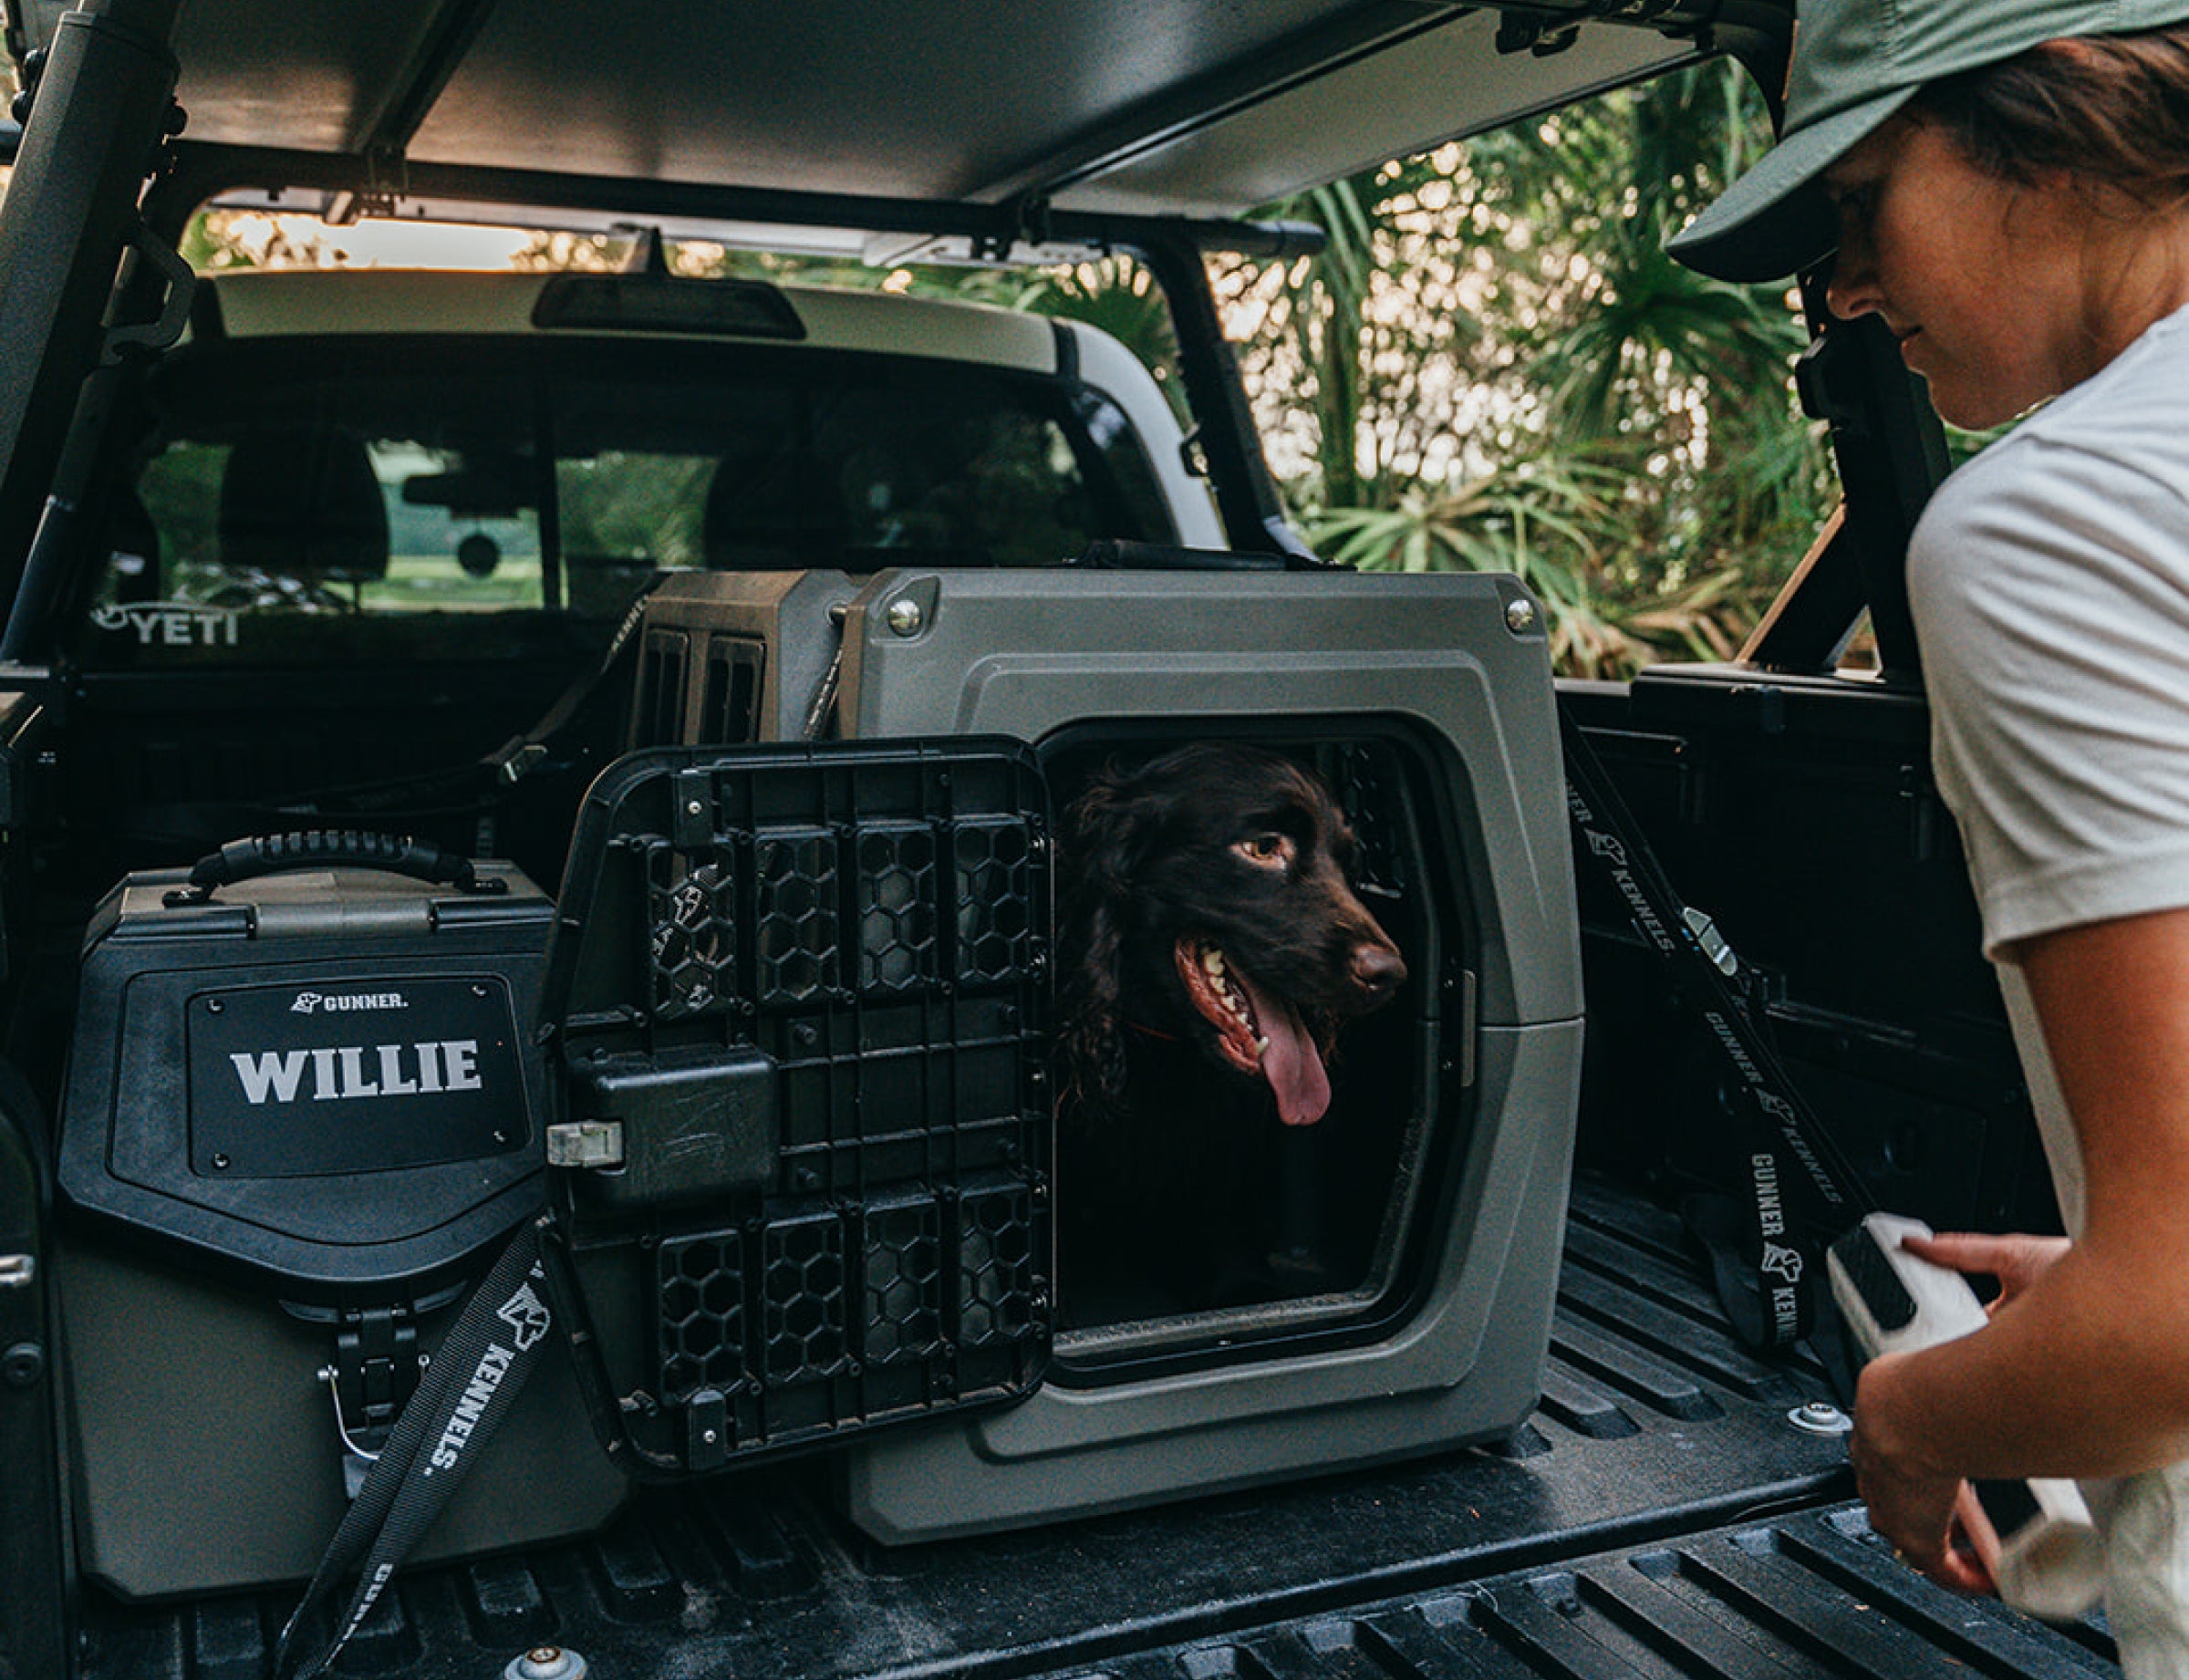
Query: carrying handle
168,830,506,905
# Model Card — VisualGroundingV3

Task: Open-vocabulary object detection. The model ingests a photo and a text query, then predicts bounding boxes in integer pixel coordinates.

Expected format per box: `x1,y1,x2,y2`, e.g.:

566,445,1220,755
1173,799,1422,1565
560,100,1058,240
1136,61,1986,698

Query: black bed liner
76,1181,2115,1680
1007,1502,2119,1680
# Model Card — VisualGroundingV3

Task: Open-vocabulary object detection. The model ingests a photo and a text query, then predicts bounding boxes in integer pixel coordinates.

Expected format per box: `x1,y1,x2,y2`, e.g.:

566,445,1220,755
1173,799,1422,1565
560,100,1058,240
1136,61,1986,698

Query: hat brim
1665,88,1919,283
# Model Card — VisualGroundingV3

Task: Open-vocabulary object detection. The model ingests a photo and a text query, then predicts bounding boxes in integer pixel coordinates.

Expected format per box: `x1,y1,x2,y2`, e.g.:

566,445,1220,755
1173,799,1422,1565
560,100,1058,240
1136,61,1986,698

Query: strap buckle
316,1303,423,1496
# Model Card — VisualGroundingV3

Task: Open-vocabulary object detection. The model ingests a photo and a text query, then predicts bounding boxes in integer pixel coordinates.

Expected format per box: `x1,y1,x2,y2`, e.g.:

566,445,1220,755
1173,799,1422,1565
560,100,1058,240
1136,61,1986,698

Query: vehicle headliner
13,0,1790,239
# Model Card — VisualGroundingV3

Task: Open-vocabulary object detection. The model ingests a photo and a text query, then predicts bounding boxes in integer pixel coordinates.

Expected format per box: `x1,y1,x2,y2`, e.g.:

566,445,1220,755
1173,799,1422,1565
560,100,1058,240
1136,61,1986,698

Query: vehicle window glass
82,336,1176,669
1074,387,1174,543
99,432,553,664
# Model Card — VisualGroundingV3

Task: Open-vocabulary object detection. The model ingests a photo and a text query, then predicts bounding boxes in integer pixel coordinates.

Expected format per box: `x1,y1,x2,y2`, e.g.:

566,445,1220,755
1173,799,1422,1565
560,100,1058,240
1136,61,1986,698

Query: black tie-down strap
274,1218,555,1680
1559,711,1875,1352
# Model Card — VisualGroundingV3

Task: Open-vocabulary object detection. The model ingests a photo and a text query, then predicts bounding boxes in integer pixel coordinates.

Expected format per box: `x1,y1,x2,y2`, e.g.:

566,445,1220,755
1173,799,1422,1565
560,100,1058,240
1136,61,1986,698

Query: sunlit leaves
1227,60,1833,678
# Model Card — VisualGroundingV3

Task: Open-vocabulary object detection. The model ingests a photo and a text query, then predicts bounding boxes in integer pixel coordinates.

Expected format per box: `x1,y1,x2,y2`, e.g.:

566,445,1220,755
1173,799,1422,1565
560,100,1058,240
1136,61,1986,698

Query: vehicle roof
9,0,1792,245
197,270,1069,374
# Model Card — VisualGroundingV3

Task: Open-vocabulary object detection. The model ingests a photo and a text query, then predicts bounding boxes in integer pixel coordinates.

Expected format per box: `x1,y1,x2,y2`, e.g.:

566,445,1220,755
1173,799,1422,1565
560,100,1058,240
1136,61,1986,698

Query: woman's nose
1825,242,1883,321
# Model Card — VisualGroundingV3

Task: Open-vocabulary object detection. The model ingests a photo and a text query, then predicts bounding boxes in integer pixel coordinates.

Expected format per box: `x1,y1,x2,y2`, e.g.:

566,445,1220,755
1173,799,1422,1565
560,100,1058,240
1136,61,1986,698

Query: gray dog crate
584,565,1582,1542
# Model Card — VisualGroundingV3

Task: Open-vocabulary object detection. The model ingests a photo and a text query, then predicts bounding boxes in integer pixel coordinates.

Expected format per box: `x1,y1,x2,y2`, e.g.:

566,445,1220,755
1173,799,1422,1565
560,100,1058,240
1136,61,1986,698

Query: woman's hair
1911,25,2189,213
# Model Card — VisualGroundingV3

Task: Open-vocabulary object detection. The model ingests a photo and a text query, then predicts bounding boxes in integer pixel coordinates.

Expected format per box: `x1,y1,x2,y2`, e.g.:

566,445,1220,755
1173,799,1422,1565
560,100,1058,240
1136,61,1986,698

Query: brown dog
1054,741,1407,1311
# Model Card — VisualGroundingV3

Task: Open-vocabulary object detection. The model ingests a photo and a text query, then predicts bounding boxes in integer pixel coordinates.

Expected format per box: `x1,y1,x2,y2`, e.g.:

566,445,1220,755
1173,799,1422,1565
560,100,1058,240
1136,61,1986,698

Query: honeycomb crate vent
540,738,1053,1472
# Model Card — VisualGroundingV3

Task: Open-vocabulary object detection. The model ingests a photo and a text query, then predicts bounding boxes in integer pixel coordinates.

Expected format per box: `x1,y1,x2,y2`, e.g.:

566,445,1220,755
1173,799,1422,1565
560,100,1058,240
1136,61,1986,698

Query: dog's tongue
1236,970,1332,1127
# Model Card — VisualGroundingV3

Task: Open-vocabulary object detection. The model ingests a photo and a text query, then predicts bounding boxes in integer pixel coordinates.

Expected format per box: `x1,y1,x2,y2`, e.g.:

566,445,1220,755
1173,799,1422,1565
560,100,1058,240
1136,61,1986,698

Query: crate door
541,738,1053,1473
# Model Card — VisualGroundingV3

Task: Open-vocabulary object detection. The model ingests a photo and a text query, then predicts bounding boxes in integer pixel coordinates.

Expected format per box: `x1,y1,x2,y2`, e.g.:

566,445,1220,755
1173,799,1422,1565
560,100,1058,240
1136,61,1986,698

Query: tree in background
1219,59,1830,676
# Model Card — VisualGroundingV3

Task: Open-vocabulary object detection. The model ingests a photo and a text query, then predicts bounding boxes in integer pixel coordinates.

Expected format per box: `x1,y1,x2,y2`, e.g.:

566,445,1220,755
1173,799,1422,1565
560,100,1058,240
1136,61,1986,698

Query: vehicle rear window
83,335,1177,668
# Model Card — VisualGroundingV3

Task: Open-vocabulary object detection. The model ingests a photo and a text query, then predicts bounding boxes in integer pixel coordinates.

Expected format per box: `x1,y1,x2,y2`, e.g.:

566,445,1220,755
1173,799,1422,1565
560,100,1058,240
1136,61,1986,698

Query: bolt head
1788,1400,1852,1436
1505,596,1539,636
886,596,925,637
507,1645,586,1680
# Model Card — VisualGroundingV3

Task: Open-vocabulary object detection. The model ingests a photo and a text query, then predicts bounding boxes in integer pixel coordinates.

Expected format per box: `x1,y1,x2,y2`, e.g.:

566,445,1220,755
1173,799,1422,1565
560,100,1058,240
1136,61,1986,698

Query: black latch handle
174,830,505,901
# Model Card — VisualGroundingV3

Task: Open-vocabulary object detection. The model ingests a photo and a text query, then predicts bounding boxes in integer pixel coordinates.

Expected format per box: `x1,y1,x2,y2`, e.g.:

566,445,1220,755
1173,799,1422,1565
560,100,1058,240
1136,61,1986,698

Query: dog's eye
1235,833,1293,868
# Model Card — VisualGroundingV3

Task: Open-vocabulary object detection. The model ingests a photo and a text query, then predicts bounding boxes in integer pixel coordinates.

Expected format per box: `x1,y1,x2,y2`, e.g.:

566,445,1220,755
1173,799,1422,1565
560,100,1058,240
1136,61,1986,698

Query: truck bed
75,1177,2119,1680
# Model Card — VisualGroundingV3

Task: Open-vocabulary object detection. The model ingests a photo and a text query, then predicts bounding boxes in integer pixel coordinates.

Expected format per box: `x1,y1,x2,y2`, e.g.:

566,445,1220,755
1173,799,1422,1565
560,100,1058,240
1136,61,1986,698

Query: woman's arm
1852,903,2189,1583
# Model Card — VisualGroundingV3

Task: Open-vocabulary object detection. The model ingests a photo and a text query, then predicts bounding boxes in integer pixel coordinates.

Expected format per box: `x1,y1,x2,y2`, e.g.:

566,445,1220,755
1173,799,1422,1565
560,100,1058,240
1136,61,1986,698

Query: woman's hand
1851,1351,1998,1595
1901,1229,2070,1315
1849,1228,2069,1593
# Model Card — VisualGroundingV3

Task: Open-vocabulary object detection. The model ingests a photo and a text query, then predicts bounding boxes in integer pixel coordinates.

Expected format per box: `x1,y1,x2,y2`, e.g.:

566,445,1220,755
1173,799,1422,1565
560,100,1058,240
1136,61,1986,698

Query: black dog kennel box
576,566,1584,1543
56,837,625,1599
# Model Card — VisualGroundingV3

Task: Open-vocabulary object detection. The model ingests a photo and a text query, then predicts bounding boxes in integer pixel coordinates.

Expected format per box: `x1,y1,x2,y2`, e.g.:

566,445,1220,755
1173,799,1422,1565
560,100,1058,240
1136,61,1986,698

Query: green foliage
1303,448,1663,672
997,259,1189,425
1226,59,1833,677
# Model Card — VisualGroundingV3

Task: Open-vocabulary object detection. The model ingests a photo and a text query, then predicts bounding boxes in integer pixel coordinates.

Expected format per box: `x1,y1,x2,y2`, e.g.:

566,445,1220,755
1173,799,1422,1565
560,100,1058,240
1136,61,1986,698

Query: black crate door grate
545,739,1053,1472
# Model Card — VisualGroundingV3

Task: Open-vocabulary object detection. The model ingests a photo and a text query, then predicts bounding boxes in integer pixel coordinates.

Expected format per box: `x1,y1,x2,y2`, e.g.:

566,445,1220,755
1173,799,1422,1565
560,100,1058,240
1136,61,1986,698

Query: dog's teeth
1201,948,1226,977
1254,1036,1271,1059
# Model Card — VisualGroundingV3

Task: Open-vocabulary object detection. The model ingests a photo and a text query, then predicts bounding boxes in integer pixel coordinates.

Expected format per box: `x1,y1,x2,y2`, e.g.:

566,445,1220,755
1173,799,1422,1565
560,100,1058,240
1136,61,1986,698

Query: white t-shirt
1909,300,2189,1676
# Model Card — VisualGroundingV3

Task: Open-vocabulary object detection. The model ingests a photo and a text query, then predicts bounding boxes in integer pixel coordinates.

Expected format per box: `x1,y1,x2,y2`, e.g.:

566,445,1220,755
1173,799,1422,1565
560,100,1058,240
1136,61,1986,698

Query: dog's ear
1053,768,1146,1116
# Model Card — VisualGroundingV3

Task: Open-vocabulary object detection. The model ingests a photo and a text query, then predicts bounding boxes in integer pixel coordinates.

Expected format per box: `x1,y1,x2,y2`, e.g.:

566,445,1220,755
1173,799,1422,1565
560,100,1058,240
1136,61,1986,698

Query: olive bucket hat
1667,0,2189,282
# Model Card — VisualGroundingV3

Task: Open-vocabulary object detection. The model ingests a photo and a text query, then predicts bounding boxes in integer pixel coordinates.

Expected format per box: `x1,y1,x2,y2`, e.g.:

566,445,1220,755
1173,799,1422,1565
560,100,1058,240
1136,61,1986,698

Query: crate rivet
686,799,705,817
211,1153,231,1170
2,1343,44,1388
205,998,224,1014
472,983,489,998
886,597,924,637
1505,596,1539,635
1789,1400,1852,1436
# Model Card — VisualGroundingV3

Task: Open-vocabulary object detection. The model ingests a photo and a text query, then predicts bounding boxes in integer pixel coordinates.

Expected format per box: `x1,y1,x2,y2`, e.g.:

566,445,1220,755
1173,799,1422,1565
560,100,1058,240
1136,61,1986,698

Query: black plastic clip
321,1303,424,1497
8,47,44,127
1495,9,1582,57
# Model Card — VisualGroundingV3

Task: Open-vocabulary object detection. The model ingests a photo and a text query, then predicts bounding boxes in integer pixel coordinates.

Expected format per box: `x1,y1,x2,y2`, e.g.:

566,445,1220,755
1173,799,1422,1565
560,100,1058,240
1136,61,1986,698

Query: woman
1669,0,2189,1672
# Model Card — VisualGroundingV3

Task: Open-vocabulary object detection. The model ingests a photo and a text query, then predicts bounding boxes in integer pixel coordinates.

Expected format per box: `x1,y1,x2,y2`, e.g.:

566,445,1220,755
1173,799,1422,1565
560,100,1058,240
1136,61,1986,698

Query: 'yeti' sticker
92,601,242,648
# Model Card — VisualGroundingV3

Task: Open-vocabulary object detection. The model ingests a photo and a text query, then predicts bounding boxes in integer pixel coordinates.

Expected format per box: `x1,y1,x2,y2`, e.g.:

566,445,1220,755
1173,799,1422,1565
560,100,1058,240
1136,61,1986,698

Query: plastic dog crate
617,566,1584,1544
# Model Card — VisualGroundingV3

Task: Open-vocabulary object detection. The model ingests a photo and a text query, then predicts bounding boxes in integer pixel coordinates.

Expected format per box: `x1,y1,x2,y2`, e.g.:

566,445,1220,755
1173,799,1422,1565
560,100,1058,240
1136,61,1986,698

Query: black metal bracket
1744,277,1951,679
100,219,193,363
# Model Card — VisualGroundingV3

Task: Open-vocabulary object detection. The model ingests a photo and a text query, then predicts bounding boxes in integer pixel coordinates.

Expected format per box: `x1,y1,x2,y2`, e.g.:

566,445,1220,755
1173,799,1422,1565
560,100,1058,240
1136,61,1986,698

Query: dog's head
1056,742,1406,1127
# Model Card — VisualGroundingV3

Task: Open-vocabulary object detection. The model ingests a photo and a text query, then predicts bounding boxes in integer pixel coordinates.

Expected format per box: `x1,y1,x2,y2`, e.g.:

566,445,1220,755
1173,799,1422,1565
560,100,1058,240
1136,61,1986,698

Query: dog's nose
1350,941,1406,999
